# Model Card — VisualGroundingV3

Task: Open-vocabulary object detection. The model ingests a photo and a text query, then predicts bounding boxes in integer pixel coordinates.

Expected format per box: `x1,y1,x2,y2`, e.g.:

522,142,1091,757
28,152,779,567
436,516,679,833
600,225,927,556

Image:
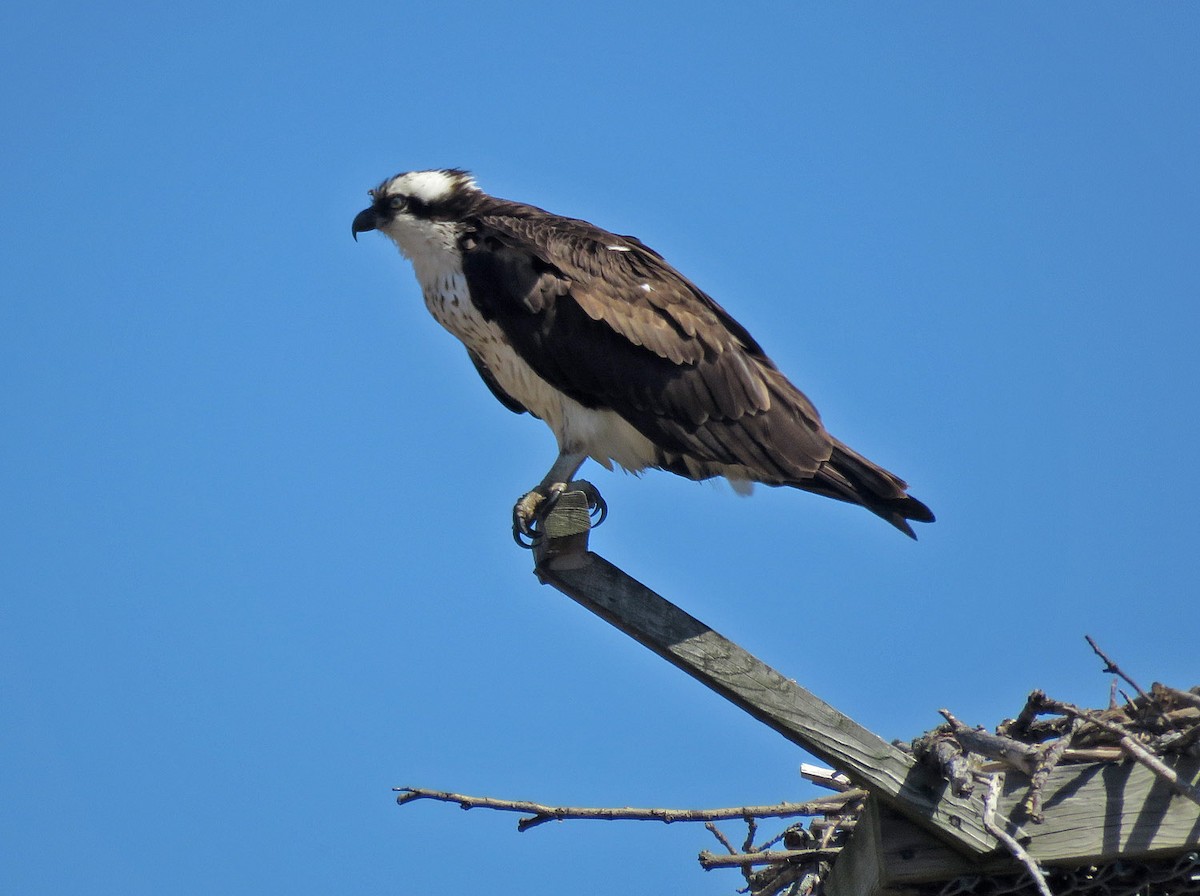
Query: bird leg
512,452,607,548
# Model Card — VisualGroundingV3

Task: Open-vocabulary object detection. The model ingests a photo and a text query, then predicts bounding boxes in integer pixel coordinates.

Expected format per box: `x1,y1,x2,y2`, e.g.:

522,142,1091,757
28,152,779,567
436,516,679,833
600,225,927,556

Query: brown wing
459,211,833,481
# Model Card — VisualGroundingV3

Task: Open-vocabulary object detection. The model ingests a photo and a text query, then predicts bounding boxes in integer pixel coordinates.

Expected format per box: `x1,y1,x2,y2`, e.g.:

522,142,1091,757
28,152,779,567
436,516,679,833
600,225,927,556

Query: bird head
351,169,481,254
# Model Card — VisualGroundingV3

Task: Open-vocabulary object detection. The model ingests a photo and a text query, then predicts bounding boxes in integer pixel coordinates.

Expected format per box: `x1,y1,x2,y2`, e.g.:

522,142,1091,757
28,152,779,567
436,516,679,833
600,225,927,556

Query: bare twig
1023,718,1084,822
743,816,758,853
923,733,975,796
705,822,738,855
699,848,842,869
816,818,841,849
1087,636,1176,732
1086,635,1152,705
999,689,1046,741
394,786,866,832
940,709,1039,775
1061,746,1123,762
981,775,1053,896
748,860,820,896
762,826,795,851
1118,688,1139,715
1157,719,1200,758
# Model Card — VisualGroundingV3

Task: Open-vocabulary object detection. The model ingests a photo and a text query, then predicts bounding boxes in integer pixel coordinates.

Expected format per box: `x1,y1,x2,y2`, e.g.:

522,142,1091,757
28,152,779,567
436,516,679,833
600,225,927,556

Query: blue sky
3,3,1198,893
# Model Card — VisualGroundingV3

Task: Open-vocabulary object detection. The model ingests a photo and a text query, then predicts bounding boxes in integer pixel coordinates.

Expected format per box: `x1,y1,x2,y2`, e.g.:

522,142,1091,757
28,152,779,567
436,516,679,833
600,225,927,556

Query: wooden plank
872,757,1200,886
533,547,1006,856
871,805,976,884
824,799,887,896
1007,756,1200,865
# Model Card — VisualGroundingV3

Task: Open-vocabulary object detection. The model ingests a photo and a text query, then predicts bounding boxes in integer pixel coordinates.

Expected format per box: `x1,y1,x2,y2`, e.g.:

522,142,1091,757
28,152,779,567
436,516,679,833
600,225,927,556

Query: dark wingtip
887,494,934,539
904,495,936,525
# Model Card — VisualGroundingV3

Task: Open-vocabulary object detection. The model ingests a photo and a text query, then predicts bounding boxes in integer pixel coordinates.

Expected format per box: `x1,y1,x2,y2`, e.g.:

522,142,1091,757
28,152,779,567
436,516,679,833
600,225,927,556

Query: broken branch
1086,635,1152,706
394,786,866,832
1023,718,1084,823
940,709,1040,775
698,847,842,869
981,775,1053,896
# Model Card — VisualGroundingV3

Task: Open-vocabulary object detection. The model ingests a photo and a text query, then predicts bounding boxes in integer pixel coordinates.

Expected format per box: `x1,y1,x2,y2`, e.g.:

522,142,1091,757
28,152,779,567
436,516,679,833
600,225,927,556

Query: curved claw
590,497,608,528
538,487,564,520
511,508,544,549
512,522,539,549
571,480,608,529
512,486,559,549
512,498,539,549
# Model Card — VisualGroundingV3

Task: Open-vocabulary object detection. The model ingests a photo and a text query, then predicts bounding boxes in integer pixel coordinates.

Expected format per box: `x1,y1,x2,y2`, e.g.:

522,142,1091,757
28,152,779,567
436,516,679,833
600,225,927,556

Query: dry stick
705,821,738,855
1035,699,1200,807
1023,718,1084,823
981,775,1053,896
1161,718,1200,756
1001,689,1047,741
704,821,759,890
817,817,841,850
1086,634,1152,705
748,860,817,896
743,816,759,856
1022,716,1075,743
758,825,794,852
395,786,866,832
790,870,822,896
926,735,975,796
1086,634,1173,730
1062,746,1123,762
699,848,842,869
1118,688,1139,716
940,709,1040,775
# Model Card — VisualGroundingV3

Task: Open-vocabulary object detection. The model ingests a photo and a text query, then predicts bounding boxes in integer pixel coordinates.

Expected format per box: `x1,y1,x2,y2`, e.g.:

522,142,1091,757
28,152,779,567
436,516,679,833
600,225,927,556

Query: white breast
396,230,660,475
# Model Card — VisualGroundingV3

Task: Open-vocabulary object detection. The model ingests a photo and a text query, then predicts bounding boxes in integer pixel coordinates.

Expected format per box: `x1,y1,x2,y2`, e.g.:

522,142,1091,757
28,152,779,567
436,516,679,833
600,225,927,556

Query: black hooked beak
351,207,378,241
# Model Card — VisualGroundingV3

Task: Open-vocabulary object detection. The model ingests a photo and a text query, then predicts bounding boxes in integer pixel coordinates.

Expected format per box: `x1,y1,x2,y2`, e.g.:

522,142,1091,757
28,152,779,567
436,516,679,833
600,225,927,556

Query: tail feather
800,442,935,539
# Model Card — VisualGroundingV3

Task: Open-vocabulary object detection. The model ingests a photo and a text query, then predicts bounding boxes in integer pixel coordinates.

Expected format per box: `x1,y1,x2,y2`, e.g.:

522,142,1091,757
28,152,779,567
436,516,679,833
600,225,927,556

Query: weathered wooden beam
833,756,1200,888
531,516,1008,857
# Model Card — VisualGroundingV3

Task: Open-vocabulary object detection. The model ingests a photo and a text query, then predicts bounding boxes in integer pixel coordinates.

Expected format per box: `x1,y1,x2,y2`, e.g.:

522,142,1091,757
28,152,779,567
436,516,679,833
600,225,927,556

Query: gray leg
538,451,589,489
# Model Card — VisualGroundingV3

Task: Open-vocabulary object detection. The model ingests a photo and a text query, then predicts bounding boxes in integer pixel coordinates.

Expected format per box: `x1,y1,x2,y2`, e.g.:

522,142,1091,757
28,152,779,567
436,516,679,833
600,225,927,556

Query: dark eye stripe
381,194,432,217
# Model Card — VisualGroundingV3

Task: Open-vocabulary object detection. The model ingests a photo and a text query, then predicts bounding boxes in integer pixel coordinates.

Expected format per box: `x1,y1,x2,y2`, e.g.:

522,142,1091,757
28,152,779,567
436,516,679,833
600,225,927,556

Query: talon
571,480,608,529
539,483,566,519
512,481,606,548
512,506,540,548
512,484,568,549
512,490,546,549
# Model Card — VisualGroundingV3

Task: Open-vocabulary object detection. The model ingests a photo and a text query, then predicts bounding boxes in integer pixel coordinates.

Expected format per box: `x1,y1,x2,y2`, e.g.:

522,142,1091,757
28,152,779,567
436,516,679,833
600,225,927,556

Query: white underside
389,220,661,475
429,278,660,473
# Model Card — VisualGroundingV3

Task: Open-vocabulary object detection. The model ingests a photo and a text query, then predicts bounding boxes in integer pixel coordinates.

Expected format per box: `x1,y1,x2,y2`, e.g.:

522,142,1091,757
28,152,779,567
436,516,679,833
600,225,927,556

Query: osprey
352,169,934,542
